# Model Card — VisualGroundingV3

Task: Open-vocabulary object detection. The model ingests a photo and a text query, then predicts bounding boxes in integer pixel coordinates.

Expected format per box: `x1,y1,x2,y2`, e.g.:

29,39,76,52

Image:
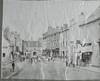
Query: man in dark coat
12,61,15,72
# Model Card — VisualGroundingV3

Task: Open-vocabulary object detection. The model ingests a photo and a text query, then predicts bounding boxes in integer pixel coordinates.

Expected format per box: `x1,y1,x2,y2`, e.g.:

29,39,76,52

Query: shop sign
81,43,92,52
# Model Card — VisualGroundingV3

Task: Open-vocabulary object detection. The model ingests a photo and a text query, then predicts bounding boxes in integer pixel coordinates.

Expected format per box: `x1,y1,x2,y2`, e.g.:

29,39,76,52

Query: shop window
85,43,92,46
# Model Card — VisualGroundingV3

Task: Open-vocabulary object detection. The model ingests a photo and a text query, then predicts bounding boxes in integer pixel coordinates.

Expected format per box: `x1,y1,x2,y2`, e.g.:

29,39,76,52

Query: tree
3,27,22,52
3,27,18,45
3,27,11,44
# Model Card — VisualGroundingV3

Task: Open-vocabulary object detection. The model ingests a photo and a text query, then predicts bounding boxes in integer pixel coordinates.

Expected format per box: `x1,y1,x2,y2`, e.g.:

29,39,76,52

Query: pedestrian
66,60,68,67
11,51,14,60
12,61,15,72
53,57,55,62
31,58,32,63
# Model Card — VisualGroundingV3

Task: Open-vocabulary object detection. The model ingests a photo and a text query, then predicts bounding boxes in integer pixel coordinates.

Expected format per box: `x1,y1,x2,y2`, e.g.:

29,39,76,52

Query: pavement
66,66,100,80
76,65,100,73
5,61,25,79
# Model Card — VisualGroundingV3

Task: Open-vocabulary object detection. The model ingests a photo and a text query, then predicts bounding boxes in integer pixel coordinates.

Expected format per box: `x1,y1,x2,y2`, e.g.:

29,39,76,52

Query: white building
59,24,69,58
43,26,61,57
79,6,100,66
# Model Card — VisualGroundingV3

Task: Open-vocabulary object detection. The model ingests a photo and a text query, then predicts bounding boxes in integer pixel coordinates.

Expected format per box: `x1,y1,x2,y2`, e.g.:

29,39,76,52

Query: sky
3,0,100,41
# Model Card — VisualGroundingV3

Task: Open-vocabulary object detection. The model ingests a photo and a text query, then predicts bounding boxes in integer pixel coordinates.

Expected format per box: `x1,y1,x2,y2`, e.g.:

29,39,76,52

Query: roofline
43,28,70,39
79,17,100,27
60,28,69,33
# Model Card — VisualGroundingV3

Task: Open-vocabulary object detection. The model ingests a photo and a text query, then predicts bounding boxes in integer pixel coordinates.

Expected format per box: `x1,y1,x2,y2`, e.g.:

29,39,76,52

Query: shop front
42,49,51,57
52,48,59,58
81,51,92,66
80,42,93,66
91,39,100,67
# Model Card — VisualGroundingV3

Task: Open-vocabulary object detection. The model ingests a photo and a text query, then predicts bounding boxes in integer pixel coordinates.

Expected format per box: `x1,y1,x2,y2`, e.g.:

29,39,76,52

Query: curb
5,71,18,79
76,66,100,73
5,67,21,79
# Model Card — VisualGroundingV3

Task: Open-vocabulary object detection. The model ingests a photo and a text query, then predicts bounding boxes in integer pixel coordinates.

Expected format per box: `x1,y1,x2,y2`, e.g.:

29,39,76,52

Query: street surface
10,59,100,80
11,59,66,80
67,66,100,80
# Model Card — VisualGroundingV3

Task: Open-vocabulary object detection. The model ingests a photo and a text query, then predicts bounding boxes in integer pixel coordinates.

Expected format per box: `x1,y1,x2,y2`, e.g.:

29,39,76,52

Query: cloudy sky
3,0,100,41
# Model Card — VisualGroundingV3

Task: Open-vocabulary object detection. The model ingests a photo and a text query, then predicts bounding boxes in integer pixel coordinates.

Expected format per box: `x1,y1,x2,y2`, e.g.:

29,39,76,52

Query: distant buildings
22,40,42,58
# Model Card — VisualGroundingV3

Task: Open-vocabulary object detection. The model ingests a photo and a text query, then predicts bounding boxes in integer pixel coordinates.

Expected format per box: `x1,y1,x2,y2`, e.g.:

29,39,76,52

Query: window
3,53,5,57
33,52,36,56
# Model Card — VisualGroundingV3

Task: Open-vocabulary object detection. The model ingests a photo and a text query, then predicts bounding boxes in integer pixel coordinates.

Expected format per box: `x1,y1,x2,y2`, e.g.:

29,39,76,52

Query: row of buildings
2,6,100,67
40,6,100,66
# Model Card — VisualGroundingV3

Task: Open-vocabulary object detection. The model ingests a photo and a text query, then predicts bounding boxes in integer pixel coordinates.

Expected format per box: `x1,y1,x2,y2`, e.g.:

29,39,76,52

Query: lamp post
22,40,25,55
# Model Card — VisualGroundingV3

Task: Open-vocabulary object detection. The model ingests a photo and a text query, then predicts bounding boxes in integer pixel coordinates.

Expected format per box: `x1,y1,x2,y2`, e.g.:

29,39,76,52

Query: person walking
11,51,14,60
12,61,15,72
65,56,68,67
31,58,33,64
66,59,68,67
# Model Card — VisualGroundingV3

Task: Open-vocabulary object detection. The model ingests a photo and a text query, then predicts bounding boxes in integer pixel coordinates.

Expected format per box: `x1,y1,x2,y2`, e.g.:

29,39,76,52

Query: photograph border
0,0,100,81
